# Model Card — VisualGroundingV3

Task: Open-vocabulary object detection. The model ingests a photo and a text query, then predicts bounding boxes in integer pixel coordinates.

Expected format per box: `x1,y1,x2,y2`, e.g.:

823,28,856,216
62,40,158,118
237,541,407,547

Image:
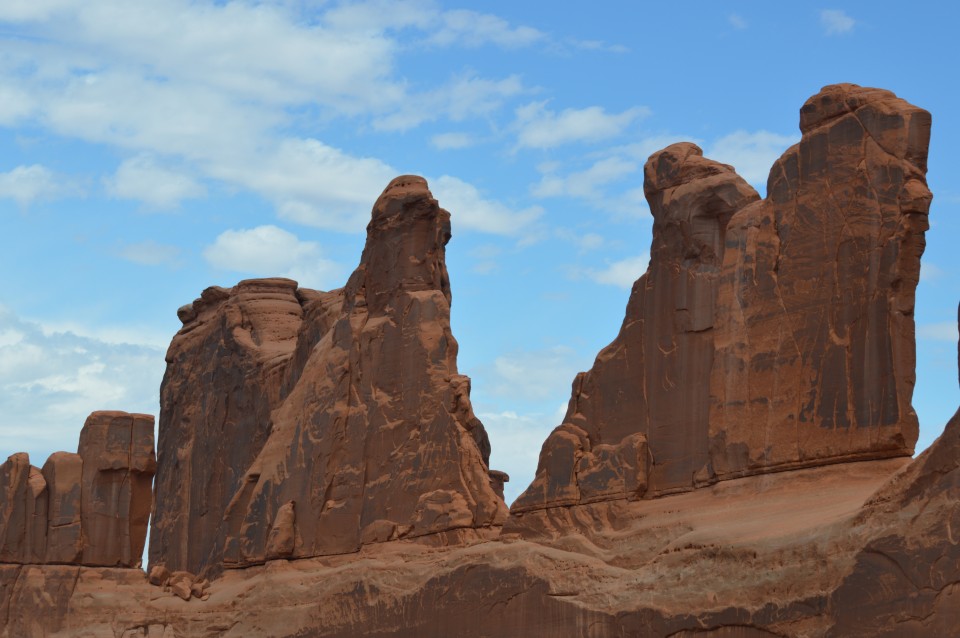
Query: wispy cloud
820,9,855,35
0,0,542,233
426,8,545,48
432,175,543,236
491,346,580,401
514,101,650,150
430,132,476,150
917,321,958,343
117,240,181,267
729,14,748,29
581,253,650,288
0,305,164,463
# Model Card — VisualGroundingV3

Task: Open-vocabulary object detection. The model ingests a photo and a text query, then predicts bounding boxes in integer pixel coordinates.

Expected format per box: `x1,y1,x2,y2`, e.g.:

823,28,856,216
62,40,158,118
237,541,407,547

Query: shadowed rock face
0,411,155,568
149,276,342,575
151,175,505,575
513,84,930,516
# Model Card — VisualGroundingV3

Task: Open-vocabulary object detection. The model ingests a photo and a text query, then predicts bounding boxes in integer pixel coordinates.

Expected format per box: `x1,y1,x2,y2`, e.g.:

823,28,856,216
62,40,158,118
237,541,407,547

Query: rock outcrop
149,277,341,575
2,85,955,638
514,84,930,516
0,411,155,568
710,84,931,479
151,175,506,576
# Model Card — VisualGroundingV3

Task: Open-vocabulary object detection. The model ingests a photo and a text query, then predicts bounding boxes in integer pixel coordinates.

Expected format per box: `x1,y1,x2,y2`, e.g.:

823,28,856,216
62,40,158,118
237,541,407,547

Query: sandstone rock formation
710,84,931,479
149,277,340,575
2,84,955,638
151,175,506,576
0,411,155,568
514,83,930,515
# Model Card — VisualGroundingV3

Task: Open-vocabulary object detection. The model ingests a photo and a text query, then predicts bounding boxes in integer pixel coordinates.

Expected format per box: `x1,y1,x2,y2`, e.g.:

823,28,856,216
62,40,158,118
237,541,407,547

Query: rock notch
513,84,931,515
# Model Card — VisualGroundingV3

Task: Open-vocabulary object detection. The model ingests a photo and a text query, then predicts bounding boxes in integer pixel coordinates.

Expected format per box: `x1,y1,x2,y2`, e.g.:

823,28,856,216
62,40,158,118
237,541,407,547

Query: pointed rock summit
150,175,506,575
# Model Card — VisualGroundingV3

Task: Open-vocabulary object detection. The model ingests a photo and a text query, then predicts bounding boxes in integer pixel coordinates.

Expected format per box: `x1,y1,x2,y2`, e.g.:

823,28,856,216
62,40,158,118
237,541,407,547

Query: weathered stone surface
0,411,155,569
42,452,82,564
219,175,506,567
79,411,156,567
2,85,953,637
0,454,47,564
150,277,341,575
514,143,759,511
514,84,930,515
710,84,930,479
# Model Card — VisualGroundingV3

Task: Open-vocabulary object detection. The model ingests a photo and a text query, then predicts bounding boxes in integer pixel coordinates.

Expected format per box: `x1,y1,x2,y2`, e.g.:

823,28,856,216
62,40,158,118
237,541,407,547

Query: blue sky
1,1,958,504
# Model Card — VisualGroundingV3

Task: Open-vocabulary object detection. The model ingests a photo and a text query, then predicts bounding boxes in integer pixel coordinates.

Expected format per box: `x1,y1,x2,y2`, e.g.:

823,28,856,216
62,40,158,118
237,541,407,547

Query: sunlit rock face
513,83,930,517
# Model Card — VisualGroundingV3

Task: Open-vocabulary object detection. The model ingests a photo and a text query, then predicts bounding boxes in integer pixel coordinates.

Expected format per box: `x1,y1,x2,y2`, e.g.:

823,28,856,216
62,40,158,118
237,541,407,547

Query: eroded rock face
151,176,505,575
710,84,930,479
149,277,342,575
514,143,760,511
0,411,155,568
514,84,929,515
79,411,157,567
219,176,506,567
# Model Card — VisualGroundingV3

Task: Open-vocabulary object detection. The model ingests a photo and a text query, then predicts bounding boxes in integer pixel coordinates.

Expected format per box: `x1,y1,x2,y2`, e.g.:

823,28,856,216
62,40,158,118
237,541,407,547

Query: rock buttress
513,144,759,512
149,277,344,574
709,83,930,478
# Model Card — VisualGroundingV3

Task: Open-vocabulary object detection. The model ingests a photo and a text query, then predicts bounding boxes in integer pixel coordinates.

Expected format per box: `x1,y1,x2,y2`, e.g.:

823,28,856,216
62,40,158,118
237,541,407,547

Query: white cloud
0,164,60,206
203,225,341,290
220,139,398,232
117,240,180,267
707,130,798,186
0,306,164,464
820,9,855,35
514,102,651,149
917,322,958,343
432,175,543,236
0,1,539,231
492,346,580,401
373,73,524,132
0,86,34,125
430,132,476,150
586,253,650,288
729,14,748,29
534,156,639,199
427,9,544,48
105,155,205,209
